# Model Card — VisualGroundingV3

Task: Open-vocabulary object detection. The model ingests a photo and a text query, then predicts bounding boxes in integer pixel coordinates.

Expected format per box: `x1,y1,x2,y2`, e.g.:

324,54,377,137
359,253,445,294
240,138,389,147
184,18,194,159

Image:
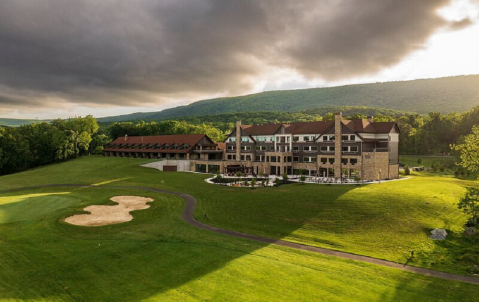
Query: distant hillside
98,75,479,122
0,118,49,127
98,106,411,127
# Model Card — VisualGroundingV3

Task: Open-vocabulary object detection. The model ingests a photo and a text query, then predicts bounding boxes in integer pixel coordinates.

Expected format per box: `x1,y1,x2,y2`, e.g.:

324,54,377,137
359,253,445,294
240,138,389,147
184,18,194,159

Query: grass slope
0,157,478,300
98,75,479,122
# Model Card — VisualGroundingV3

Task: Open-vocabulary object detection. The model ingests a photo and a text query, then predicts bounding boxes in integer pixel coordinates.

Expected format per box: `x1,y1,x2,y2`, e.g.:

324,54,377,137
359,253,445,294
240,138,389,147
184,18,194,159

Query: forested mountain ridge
98,75,479,122
0,118,50,127
98,106,411,126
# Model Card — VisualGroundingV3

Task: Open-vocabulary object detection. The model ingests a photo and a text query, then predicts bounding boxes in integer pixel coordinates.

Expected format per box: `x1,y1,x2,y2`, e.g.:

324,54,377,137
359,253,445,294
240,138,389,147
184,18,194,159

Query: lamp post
379,168,381,184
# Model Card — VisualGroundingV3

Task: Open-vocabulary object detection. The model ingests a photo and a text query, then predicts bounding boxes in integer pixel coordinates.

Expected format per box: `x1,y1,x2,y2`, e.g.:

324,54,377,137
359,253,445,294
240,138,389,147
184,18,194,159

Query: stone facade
187,113,399,180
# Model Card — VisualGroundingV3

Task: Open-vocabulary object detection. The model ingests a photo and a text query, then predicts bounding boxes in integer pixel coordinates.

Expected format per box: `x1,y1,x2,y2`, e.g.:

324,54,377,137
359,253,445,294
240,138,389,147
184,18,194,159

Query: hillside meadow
0,156,478,300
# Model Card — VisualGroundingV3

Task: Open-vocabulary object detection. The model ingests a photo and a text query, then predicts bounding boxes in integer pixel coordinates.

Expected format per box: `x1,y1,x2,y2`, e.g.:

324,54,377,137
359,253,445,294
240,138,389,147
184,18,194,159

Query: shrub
282,173,288,183
251,178,257,189
404,165,410,175
93,146,104,155
417,158,422,165
465,218,478,227
458,187,479,225
274,178,281,186
300,175,306,183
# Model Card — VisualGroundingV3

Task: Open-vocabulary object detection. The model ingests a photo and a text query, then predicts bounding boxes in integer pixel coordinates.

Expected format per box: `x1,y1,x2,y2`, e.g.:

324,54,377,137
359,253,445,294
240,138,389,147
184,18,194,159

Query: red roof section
240,123,282,135
104,134,209,153
226,118,399,139
342,120,397,133
285,121,334,134
216,142,226,150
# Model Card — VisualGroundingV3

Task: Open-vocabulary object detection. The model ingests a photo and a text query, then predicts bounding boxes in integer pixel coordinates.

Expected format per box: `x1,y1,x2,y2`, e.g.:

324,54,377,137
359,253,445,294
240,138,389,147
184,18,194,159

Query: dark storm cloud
0,0,474,109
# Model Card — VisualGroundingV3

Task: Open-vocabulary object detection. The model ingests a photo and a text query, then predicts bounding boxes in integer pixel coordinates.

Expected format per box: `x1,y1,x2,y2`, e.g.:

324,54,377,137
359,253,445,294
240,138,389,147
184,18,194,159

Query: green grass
399,155,455,172
401,155,455,168
0,156,479,300
0,193,80,224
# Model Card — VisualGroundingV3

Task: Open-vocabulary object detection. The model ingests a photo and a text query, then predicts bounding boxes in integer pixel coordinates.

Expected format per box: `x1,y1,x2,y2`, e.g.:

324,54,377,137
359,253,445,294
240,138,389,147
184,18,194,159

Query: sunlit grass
0,186,477,301
0,192,70,206
0,156,478,300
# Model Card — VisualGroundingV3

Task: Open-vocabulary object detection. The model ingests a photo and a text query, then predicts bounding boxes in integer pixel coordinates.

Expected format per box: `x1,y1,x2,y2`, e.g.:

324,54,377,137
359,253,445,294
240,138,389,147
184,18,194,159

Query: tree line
0,116,105,176
2,106,479,176
105,106,479,157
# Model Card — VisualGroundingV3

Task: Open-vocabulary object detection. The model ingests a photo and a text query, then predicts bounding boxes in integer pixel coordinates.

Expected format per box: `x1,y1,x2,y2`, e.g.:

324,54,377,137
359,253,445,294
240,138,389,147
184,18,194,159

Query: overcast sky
1,0,479,119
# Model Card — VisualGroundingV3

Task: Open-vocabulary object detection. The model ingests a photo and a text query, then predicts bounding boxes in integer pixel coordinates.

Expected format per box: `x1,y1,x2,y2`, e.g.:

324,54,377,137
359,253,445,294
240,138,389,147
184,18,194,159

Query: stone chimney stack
236,120,241,161
367,116,374,123
334,112,342,179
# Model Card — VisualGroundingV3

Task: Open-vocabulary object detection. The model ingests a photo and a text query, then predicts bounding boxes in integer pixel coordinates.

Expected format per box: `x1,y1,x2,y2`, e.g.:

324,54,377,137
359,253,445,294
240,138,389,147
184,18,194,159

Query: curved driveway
1,184,478,285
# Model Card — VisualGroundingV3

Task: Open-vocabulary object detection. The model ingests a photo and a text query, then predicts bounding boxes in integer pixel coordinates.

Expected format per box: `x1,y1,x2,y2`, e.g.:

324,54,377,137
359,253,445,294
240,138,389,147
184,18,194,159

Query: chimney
236,120,241,161
367,116,374,123
334,112,342,179
125,134,128,142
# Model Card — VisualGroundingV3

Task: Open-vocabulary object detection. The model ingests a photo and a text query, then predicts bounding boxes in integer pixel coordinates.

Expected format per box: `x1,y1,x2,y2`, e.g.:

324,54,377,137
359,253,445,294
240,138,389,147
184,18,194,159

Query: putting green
0,193,80,224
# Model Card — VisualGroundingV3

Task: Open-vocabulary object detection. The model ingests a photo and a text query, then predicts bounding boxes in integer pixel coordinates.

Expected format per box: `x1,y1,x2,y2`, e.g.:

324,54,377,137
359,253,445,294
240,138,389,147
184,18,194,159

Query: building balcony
363,148,389,152
192,150,224,154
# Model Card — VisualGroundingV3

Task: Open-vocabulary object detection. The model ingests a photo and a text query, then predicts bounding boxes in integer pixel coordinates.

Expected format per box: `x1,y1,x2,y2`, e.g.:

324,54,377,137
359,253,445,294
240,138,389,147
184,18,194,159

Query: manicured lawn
1,156,479,300
1,186,478,301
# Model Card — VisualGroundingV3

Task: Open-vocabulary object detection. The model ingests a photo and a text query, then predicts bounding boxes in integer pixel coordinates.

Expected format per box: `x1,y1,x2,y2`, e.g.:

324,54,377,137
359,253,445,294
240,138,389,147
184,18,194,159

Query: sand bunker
65,196,153,226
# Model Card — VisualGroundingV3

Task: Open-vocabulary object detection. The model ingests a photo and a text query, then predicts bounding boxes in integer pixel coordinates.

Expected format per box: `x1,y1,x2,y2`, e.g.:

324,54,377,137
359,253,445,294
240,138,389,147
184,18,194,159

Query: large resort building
104,113,400,181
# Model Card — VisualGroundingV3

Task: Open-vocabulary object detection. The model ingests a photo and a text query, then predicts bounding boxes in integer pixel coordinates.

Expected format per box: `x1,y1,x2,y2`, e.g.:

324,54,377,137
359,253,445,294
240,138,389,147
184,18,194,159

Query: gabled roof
285,121,334,134
226,118,399,139
342,120,399,134
240,123,283,136
104,134,209,153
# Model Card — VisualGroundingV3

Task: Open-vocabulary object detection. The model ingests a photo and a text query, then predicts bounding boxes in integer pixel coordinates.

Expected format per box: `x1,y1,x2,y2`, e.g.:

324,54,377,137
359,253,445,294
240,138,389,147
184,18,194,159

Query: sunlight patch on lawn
91,178,132,186
0,192,71,206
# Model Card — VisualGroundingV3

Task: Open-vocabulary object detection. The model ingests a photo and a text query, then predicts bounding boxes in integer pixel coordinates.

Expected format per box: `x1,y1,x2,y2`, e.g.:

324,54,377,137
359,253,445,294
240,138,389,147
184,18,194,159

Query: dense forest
2,106,479,176
0,116,107,175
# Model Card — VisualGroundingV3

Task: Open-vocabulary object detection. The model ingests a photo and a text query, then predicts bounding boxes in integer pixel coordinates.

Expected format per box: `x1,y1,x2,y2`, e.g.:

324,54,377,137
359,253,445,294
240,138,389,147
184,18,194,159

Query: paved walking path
1,184,478,285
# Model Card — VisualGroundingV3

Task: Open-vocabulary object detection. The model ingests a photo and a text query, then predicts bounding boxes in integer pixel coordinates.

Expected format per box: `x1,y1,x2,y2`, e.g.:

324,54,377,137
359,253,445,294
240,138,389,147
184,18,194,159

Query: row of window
227,145,359,153
227,137,255,143
228,134,357,143
109,143,189,150
227,155,359,164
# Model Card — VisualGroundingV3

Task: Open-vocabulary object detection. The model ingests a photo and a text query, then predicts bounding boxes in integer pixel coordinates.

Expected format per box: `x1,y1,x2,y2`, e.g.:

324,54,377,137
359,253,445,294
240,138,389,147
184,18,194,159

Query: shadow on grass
0,161,476,300
0,188,275,300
